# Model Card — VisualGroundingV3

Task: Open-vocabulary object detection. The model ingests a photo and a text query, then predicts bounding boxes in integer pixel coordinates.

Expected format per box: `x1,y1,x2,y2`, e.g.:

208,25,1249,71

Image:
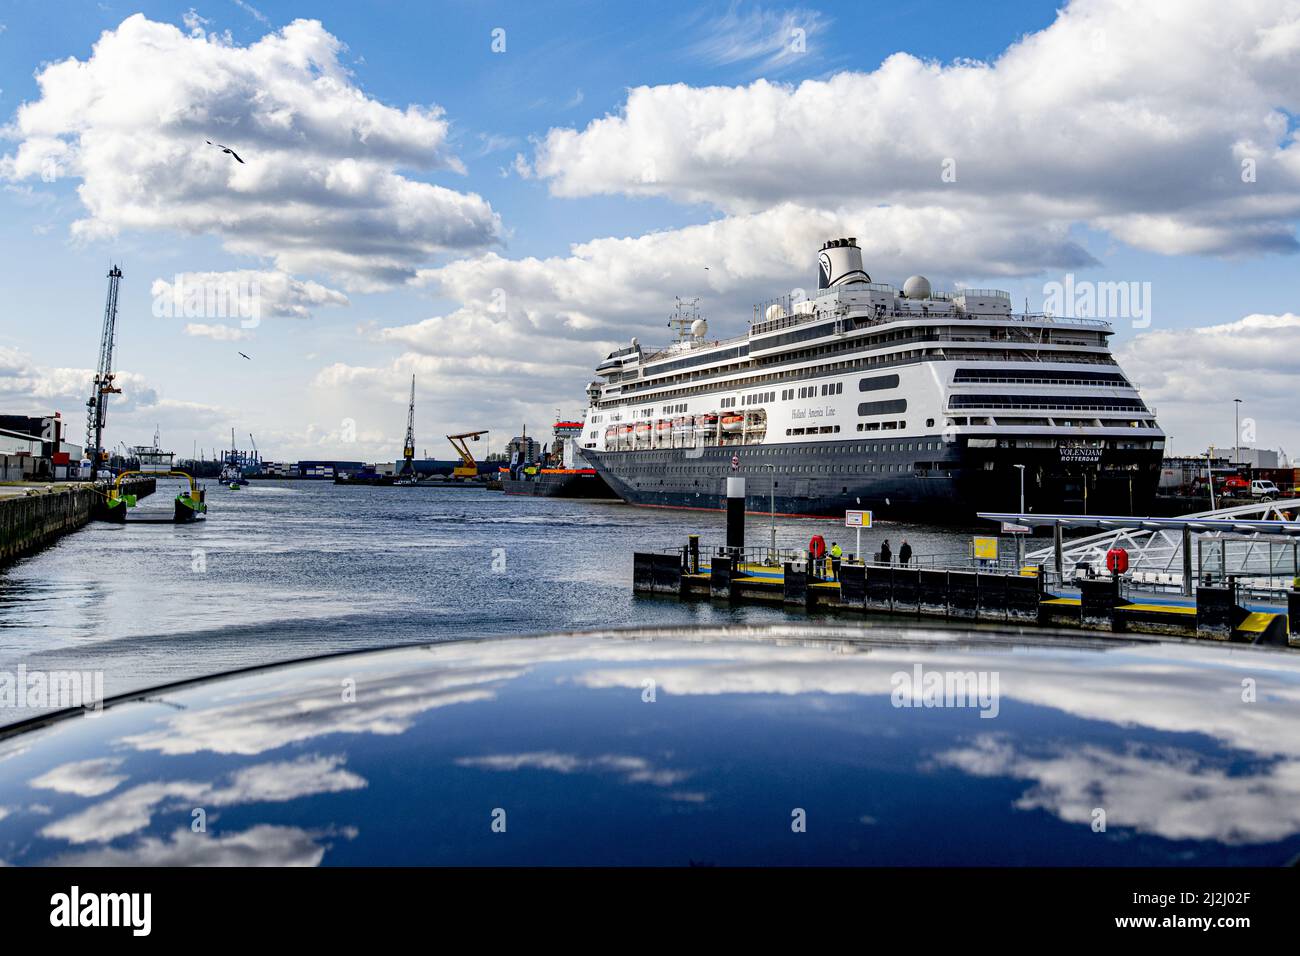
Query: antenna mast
669,296,703,343
85,265,124,478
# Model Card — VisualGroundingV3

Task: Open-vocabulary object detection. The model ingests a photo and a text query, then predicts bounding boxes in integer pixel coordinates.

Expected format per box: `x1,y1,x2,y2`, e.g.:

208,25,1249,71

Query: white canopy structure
979,499,1300,594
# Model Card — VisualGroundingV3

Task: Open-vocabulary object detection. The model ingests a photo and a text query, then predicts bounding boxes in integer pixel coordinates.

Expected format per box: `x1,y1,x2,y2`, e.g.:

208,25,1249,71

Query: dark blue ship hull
583,437,1162,521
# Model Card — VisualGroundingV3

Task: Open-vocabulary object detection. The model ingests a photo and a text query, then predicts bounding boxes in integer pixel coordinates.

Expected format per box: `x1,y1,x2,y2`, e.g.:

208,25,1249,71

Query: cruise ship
578,238,1165,521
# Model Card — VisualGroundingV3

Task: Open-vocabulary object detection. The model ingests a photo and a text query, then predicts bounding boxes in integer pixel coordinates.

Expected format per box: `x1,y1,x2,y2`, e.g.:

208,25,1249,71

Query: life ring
808,535,826,560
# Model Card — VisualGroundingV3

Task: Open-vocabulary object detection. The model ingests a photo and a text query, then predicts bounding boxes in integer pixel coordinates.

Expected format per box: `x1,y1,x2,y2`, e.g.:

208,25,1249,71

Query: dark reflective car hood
1,625,1298,866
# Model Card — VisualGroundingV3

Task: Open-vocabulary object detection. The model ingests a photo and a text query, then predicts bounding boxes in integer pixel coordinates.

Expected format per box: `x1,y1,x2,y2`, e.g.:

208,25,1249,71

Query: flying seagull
238,351,251,360
206,140,246,164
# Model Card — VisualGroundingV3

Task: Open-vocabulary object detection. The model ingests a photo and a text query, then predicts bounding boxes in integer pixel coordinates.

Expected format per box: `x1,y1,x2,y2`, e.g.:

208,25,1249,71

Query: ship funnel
817,237,871,290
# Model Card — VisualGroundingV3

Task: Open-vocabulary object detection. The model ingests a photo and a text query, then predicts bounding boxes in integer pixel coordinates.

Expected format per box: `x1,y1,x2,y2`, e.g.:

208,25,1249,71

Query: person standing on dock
899,539,912,567
830,541,842,580
880,539,892,566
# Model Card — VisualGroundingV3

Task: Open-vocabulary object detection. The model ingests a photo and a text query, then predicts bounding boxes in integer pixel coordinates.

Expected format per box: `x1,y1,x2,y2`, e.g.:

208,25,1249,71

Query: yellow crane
447,430,488,479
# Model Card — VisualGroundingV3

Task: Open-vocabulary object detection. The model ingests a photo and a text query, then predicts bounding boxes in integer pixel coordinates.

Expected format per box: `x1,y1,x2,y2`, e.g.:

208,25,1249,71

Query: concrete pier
0,478,156,566
633,548,1296,647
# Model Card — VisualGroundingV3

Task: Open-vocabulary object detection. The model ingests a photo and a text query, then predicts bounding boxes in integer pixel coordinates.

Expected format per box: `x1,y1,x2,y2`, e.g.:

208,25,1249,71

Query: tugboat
501,421,618,499
220,428,250,487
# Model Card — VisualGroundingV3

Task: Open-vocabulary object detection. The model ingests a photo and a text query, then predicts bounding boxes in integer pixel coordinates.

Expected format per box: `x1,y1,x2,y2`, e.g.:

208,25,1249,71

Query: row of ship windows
630,323,1105,390
619,320,1109,394
629,462,944,477
607,346,1117,410
727,440,947,455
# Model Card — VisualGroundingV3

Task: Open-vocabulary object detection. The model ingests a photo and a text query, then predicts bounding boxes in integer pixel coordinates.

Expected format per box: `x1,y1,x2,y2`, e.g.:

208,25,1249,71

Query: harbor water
0,479,976,721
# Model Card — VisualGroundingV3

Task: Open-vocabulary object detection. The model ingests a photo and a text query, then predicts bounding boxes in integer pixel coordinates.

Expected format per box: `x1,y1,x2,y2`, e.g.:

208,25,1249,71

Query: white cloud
1119,313,1300,453
38,754,364,844
686,4,830,73
0,15,502,290
183,323,250,341
41,781,205,844
152,269,349,321
534,0,1300,256
0,345,232,449
937,735,1300,845
51,824,350,866
30,758,128,798
231,0,270,26
456,751,692,788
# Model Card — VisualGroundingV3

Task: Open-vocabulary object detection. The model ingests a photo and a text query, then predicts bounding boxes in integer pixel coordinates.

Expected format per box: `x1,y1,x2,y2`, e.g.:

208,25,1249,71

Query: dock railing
652,540,1040,581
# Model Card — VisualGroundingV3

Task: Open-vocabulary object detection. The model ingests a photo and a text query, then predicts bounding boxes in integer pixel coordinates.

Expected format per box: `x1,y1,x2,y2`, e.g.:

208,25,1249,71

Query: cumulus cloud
0,345,232,448
1118,313,1300,453
30,758,128,798
0,14,501,290
318,203,1092,437
534,0,1300,256
39,754,365,844
51,824,350,866
936,735,1300,845
153,270,349,324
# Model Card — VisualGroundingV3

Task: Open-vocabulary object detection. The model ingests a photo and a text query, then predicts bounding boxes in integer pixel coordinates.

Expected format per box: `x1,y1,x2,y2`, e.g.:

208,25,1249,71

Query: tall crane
400,374,416,476
85,265,124,478
447,430,488,479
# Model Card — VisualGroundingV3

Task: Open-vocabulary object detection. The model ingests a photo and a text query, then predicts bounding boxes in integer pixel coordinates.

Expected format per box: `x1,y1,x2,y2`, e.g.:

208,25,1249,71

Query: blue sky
2,0,1299,462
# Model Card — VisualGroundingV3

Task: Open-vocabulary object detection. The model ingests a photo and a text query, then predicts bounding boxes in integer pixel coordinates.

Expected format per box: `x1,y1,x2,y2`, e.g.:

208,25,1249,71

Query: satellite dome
630,336,638,348
765,303,786,322
903,275,932,299
691,318,708,338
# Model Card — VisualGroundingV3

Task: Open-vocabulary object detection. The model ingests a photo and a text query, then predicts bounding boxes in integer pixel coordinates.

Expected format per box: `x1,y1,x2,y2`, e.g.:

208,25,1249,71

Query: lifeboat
672,416,694,432
604,426,617,444
721,414,745,434
656,420,672,434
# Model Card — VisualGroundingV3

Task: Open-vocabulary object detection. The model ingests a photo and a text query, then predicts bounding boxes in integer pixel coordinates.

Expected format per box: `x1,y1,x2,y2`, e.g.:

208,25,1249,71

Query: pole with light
1233,398,1242,472
763,462,776,563
1013,463,1026,567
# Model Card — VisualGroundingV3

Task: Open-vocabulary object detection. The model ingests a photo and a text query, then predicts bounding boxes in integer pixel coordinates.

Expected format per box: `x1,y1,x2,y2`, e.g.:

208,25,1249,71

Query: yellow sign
972,536,999,560
845,510,872,528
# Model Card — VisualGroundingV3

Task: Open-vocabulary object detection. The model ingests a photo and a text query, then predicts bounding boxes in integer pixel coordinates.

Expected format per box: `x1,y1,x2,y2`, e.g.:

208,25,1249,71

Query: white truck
1250,479,1280,499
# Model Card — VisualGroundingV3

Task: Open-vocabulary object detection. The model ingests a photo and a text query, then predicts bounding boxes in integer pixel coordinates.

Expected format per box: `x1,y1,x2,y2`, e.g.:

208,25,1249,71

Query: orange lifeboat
721,414,744,434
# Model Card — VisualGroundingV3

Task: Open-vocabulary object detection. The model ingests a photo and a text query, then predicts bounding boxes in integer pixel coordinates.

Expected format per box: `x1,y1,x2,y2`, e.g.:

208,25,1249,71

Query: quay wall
0,477,155,566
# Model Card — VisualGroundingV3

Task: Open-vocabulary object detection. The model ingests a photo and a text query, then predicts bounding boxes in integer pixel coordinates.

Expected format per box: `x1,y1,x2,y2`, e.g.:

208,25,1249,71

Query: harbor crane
447,430,488,479
85,265,124,478
400,375,416,476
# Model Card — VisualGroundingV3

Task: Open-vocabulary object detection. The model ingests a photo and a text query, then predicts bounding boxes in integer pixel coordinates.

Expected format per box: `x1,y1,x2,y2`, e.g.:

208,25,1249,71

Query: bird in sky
206,140,245,164
238,351,251,360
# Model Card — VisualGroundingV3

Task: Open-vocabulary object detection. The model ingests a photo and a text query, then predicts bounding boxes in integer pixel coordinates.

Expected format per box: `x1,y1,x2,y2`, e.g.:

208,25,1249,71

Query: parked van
1251,479,1280,499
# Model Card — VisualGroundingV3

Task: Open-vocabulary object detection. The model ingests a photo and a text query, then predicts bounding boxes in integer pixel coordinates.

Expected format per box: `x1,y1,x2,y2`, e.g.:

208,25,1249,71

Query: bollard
725,476,745,555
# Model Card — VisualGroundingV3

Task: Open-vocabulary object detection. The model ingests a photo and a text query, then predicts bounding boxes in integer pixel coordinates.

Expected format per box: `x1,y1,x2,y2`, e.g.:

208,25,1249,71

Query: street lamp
1233,398,1242,470
762,463,776,563
1013,464,1026,567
